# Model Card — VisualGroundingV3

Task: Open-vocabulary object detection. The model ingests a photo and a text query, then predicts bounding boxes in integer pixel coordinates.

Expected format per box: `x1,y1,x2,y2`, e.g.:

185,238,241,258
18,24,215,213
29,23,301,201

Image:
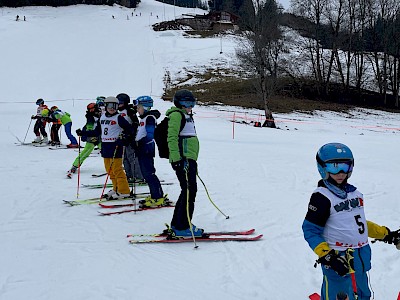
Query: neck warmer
323,179,357,199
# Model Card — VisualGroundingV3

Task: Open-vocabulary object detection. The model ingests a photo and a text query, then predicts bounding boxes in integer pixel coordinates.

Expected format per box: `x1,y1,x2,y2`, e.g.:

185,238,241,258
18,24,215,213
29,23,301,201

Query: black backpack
154,111,185,159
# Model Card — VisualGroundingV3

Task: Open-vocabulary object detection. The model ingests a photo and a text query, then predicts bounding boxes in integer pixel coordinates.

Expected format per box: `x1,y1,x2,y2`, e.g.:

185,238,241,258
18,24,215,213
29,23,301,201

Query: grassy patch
163,72,355,114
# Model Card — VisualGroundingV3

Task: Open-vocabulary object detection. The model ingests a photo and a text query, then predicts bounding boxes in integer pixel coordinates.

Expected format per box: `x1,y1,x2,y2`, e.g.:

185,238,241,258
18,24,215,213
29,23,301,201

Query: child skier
42,106,62,146
302,142,400,300
135,96,167,207
78,96,135,199
116,93,143,183
67,103,102,178
165,89,203,237
96,96,106,115
31,98,48,144
45,106,79,148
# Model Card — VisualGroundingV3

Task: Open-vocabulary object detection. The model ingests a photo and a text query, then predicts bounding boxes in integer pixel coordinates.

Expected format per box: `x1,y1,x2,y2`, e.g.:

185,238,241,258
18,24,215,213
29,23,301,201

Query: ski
81,183,146,188
15,142,35,146
49,145,83,150
99,198,156,208
129,234,263,244
91,173,107,177
126,228,256,238
98,202,175,216
63,194,149,206
81,182,173,189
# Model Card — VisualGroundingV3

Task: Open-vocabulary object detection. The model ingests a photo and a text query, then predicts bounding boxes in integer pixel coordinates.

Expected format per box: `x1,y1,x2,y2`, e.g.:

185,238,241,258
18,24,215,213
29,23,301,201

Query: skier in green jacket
67,103,102,178
166,89,202,237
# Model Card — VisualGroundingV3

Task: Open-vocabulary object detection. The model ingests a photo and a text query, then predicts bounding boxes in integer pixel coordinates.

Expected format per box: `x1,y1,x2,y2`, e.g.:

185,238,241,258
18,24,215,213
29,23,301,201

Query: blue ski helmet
316,143,354,179
36,98,44,105
96,96,105,107
136,96,153,111
116,93,130,106
173,89,196,108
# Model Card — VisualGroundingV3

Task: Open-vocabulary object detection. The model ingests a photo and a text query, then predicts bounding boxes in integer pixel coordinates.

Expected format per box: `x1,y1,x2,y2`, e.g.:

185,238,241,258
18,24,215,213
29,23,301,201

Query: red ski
129,234,263,244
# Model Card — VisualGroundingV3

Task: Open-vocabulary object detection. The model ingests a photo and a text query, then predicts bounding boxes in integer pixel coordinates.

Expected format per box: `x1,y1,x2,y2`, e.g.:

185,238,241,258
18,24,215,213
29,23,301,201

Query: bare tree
236,0,284,128
292,0,329,95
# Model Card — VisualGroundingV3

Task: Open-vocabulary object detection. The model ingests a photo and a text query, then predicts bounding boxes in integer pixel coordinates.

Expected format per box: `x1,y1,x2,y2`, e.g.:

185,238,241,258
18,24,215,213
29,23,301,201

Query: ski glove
318,250,349,277
382,227,400,245
76,128,83,136
171,159,188,172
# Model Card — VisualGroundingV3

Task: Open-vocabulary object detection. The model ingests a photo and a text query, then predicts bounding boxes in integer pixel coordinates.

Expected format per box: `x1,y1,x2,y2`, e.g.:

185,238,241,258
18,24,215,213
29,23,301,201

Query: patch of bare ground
163,75,356,114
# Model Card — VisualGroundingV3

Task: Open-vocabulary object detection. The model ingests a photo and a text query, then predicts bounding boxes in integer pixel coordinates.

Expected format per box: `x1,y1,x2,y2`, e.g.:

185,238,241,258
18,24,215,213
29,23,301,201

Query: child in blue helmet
302,143,400,300
135,96,167,206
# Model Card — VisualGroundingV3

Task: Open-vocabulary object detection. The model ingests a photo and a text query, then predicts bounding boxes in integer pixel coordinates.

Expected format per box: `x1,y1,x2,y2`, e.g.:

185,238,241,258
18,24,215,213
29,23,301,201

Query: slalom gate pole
232,112,235,139
22,119,33,144
196,173,229,219
184,163,198,249
76,136,81,199
100,145,119,202
132,148,137,214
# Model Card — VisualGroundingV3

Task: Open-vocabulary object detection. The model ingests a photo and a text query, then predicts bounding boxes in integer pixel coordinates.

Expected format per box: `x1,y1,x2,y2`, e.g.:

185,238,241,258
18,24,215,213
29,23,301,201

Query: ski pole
196,173,229,219
185,163,198,249
100,145,119,201
22,118,33,144
346,249,358,300
76,136,81,199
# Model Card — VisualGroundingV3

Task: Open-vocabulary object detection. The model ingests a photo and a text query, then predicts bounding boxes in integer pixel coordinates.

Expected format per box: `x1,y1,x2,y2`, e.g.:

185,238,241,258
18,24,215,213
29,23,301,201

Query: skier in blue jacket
302,143,400,300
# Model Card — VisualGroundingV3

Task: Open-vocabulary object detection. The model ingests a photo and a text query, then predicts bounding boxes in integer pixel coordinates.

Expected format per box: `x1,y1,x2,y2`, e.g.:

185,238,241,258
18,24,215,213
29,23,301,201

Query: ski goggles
180,100,196,108
106,102,118,110
325,161,353,174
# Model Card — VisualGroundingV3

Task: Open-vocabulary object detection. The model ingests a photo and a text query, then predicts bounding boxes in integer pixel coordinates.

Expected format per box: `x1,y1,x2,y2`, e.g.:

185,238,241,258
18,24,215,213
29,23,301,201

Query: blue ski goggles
180,100,196,108
325,161,353,174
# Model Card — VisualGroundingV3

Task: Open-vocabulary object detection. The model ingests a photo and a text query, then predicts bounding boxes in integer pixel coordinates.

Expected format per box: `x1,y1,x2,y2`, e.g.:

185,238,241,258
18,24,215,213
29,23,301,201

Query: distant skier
41,106,62,146
302,143,400,299
43,106,78,148
68,103,102,178
31,98,48,144
16,15,19,21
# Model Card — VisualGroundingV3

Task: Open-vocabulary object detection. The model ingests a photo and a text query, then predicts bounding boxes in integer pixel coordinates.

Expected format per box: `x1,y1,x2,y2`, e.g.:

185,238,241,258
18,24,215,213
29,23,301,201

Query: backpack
154,111,185,159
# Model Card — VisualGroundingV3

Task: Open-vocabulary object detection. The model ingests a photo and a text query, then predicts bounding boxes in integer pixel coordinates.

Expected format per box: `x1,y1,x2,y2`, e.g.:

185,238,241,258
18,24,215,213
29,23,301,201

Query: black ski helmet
36,98,44,105
173,89,196,108
116,93,130,106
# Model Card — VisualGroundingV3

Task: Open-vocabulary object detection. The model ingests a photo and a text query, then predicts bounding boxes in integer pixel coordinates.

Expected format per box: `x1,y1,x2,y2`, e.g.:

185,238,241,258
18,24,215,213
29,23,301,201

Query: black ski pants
171,159,198,230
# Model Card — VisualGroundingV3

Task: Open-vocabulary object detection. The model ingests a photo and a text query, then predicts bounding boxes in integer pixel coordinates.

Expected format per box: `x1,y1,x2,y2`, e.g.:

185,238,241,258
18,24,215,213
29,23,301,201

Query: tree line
226,0,400,127
0,0,136,7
